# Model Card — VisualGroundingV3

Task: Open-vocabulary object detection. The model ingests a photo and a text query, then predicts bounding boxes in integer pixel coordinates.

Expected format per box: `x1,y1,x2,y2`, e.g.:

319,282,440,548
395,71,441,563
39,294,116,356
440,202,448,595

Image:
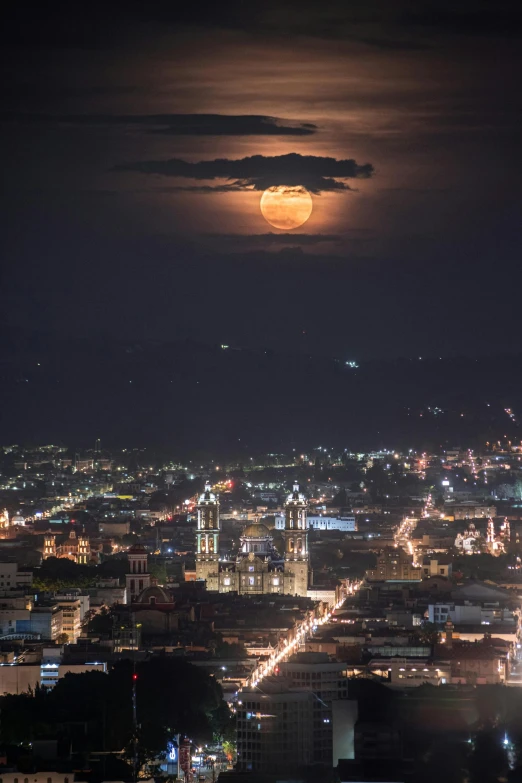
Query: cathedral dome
135,584,173,604
242,522,271,538
127,544,147,554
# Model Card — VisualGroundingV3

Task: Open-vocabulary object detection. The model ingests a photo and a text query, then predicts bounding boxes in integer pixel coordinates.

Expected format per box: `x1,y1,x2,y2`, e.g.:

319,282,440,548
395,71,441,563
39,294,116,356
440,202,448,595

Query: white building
0,661,107,694
274,514,356,531
368,658,451,687
0,563,33,591
0,774,73,783
54,590,90,622
428,602,517,626
454,522,481,552
54,598,82,642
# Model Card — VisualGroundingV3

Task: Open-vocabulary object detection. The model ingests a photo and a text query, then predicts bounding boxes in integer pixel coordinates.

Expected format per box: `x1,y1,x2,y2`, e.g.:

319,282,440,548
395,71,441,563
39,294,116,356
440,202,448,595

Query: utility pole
132,669,139,783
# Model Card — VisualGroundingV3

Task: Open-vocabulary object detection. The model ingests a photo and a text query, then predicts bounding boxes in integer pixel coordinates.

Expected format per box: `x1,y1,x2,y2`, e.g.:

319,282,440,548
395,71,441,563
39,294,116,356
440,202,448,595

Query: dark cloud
3,0,521,52
0,113,317,137
114,152,374,193
204,233,342,246
400,4,522,37
151,184,246,194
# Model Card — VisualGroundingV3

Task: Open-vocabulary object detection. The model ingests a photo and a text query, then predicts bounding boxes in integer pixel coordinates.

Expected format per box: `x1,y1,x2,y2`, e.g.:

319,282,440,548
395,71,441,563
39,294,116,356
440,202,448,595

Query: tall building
113,613,141,652
195,482,220,586
0,510,9,530
278,652,351,764
43,535,56,558
283,483,310,597
237,676,315,773
30,605,63,640
195,482,310,596
54,598,81,642
125,545,151,602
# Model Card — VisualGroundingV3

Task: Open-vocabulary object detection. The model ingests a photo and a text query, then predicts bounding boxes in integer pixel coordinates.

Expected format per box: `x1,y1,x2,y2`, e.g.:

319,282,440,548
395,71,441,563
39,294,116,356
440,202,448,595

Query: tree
470,536,488,554
413,621,440,647
32,557,96,591
413,738,470,783
97,557,128,580
222,740,236,764
56,632,69,645
468,730,509,783
86,607,113,636
332,488,347,506
0,657,233,759
213,640,247,659
149,559,168,585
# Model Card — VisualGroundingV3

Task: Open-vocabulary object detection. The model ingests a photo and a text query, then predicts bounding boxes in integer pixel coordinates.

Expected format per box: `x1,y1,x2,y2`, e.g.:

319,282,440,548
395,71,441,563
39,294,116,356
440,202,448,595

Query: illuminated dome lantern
198,481,218,506
285,483,308,528
240,520,272,555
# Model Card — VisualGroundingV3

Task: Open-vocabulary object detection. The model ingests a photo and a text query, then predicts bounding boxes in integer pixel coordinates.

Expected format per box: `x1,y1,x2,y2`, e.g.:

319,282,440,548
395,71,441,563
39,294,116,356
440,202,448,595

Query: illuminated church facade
195,483,310,596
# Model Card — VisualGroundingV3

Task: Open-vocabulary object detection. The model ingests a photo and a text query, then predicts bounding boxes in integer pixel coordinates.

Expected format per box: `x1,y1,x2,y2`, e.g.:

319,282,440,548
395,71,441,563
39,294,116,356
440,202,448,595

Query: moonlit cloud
114,152,374,193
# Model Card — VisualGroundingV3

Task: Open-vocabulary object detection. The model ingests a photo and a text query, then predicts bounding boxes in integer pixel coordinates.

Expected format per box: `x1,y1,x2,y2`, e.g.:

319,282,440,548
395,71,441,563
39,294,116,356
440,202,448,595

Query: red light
132,673,138,681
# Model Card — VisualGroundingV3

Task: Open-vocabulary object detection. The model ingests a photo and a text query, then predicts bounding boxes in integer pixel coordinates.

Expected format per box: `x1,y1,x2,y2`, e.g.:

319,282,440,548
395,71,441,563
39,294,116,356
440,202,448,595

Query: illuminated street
395,516,420,566
244,580,362,689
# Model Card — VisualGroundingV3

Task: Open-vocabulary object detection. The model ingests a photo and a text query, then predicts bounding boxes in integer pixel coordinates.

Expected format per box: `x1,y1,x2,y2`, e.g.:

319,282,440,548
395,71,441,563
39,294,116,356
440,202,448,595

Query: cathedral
43,530,92,564
195,482,310,596
454,518,510,555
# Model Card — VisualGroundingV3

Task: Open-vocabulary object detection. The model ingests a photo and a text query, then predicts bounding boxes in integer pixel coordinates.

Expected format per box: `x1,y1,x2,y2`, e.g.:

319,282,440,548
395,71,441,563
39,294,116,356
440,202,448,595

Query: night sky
2,1,522,363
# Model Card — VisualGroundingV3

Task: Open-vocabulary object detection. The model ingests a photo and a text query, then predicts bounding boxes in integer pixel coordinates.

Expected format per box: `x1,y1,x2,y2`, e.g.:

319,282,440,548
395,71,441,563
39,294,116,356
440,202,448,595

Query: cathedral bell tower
126,545,151,602
283,482,309,596
195,482,220,587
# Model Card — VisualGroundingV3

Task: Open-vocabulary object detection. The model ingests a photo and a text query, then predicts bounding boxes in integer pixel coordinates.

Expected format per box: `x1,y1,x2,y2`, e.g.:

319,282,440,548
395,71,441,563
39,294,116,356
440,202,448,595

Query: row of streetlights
244,581,361,689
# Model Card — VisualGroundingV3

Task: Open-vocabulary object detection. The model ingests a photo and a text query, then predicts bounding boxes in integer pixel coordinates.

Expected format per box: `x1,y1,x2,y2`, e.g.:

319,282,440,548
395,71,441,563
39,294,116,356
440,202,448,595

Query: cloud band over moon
114,152,374,193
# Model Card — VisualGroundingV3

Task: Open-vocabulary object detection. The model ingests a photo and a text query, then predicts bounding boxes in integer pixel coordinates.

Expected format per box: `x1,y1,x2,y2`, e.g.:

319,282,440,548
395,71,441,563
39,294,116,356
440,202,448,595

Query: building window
249,577,255,586
223,577,231,586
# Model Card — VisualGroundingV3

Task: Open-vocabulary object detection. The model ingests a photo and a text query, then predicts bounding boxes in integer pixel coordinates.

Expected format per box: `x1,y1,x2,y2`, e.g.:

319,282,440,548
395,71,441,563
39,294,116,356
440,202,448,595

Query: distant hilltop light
345,360,359,368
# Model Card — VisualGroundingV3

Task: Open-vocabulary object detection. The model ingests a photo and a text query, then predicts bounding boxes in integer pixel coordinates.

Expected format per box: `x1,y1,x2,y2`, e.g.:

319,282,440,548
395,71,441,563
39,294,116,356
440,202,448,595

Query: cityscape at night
2,1,522,782
2,442,522,781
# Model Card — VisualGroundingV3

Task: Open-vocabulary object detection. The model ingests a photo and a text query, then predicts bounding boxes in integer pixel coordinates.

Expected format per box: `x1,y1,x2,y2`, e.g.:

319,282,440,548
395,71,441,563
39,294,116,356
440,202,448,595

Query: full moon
260,185,313,230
